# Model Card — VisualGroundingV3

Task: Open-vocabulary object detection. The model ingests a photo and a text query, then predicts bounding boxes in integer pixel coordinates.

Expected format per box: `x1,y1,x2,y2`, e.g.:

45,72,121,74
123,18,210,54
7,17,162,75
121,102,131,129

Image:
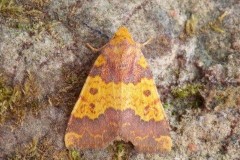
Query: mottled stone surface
0,0,239,159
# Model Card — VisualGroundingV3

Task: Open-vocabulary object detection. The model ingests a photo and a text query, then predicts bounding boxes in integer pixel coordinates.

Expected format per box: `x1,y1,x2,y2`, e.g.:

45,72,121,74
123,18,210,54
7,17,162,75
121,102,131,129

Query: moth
65,27,172,153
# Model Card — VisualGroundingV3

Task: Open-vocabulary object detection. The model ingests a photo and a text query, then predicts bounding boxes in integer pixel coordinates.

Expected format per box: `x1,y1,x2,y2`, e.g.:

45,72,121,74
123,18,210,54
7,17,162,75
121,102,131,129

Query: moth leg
141,37,153,47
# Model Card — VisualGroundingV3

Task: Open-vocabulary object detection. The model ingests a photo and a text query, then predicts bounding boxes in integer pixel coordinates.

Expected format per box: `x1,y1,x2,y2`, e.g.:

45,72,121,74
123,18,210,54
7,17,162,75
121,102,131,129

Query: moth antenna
141,37,153,47
86,43,101,52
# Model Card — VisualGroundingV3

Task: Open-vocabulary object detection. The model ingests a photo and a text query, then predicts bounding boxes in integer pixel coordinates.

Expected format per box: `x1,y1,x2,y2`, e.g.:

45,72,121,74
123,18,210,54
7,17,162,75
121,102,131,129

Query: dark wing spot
144,105,150,116
89,103,95,109
89,103,96,113
143,90,151,97
90,88,98,95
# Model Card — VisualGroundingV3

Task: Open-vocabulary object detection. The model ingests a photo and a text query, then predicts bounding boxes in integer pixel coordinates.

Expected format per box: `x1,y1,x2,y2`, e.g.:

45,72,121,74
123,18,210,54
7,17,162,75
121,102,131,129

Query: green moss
7,137,69,160
163,103,172,109
115,142,126,160
68,150,81,160
171,83,204,108
8,138,38,159
185,14,198,36
172,84,202,99
181,11,228,40
209,11,228,33
31,0,50,8
0,71,42,125
109,141,133,160
0,0,56,36
0,0,24,17
0,74,21,123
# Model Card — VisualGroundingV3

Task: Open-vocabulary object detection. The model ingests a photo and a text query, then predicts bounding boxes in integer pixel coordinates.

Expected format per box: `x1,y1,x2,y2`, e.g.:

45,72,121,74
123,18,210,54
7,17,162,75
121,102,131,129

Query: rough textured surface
0,0,239,159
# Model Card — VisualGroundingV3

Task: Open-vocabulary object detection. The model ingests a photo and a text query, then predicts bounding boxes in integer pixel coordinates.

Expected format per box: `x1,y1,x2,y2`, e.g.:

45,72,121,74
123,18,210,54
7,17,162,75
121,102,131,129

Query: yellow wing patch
72,76,165,121
154,136,172,152
94,55,106,67
137,56,148,68
65,132,82,147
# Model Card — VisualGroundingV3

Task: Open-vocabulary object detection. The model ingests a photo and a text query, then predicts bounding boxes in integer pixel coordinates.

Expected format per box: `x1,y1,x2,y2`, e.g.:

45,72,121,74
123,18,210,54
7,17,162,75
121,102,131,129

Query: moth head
111,26,135,44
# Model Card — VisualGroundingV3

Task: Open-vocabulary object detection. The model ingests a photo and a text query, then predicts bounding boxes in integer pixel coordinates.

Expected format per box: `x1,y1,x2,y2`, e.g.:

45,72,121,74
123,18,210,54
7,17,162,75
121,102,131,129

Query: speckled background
0,0,239,159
